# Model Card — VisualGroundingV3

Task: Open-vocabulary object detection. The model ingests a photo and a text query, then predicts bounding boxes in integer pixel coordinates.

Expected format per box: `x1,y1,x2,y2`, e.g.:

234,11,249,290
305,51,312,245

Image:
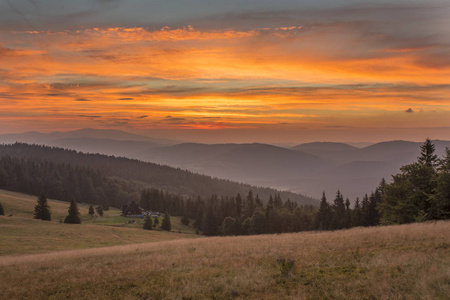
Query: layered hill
139,139,450,201
2,128,449,202
0,143,317,206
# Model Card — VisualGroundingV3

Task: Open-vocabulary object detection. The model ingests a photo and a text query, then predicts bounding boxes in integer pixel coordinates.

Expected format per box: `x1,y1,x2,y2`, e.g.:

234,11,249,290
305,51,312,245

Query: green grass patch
0,189,199,255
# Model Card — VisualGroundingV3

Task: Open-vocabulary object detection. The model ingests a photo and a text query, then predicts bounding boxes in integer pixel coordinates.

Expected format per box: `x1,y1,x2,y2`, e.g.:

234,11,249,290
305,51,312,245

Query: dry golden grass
1,221,449,299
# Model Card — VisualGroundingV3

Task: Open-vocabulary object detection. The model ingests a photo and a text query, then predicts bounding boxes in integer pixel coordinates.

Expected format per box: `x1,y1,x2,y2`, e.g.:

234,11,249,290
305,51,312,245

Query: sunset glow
1,1,449,143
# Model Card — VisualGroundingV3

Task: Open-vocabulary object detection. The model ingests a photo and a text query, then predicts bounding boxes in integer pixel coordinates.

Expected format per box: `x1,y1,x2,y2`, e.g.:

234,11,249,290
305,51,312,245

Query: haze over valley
2,128,449,201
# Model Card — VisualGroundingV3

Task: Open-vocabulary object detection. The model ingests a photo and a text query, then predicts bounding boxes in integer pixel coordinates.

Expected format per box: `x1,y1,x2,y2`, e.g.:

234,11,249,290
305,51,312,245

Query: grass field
0,189,198,255
1,190,449,299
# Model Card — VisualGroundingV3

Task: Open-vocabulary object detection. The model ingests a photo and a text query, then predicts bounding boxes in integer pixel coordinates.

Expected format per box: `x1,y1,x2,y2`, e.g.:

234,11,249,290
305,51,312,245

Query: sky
1,0,449,144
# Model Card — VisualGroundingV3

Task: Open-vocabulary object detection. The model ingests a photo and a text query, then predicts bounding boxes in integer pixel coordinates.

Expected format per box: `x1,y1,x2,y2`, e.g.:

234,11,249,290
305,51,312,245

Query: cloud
405,108,414,113
137,115,148,119
75,98,90,101
77,114,102,118
164,116,187,124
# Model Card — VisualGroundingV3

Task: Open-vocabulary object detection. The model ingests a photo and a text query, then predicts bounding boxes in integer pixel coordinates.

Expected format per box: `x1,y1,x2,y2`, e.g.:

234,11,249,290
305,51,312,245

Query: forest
0,139,449,236
0,143,315,206
120,139,450,235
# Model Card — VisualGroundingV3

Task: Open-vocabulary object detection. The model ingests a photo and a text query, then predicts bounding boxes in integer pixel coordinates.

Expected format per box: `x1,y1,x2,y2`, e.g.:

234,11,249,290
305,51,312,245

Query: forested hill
0,143,317,207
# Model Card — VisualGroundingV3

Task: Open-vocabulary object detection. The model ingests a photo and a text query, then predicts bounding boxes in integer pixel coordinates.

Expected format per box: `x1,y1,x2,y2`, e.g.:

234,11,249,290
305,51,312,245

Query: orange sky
1,1,449,143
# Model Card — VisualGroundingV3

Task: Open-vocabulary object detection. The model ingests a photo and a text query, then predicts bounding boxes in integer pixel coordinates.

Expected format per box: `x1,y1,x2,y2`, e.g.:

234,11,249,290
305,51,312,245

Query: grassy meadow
0,190,198,255
1,189,449,299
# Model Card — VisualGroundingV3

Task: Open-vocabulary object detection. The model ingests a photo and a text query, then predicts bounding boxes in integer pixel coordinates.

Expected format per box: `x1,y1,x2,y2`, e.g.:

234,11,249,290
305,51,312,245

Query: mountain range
2,129,449,201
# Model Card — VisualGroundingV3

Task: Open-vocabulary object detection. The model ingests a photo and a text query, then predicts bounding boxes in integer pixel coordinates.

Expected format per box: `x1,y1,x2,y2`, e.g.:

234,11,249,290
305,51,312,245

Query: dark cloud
163,115,190,124
77,114,101,118
75,98,90,101
405,108,414,113
137,115,148,119
118,97,134,101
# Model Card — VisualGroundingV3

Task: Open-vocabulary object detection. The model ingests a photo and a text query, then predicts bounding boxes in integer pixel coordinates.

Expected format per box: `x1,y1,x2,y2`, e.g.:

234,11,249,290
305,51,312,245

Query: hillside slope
0,189,197,255
1,220,448,299
0,143,317,206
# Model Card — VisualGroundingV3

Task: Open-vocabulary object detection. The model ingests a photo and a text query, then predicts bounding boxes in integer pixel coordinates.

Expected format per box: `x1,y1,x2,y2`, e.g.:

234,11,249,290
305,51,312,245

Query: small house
121,200,143,217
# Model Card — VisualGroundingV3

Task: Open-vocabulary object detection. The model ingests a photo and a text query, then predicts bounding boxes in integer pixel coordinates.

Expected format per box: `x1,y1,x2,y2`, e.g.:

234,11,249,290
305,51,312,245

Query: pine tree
0,201,4,216
418,138,438,168
34,192,51,221
352,197,362,227
143,215,153,230
379,139,441,224
243,191,255,218
88,204,95,216
330,190,345,230
315,192,331,230
153,216,159,227
344,197,352,228
202,204,218,236
235,194,242,218
161,213,171,231
96,205,104,216
64,199,81,224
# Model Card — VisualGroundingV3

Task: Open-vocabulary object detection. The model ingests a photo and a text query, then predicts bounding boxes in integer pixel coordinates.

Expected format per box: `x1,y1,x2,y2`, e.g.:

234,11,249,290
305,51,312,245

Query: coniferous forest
0,143,315,206
1,139,449,236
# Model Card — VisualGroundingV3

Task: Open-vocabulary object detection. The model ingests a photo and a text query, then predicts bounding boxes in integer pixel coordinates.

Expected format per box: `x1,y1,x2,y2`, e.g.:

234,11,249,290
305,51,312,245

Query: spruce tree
202,205,218,236
34,192,51,221
352,197,362,227
64,199,81,224
379,140,439,224
315,192,331,230
330,190,345,229
96,205,104,216
88,204,95,216
143,215,153,230
161,213,171,231
418,138,438,167
0,201,4,216
235,193,242,218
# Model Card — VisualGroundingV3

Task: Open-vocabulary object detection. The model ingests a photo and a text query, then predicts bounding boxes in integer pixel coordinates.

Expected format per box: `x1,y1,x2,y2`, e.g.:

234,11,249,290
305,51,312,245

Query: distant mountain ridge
0,128,178,159
1,129,449,201
140,139,450,201
0,128,178,145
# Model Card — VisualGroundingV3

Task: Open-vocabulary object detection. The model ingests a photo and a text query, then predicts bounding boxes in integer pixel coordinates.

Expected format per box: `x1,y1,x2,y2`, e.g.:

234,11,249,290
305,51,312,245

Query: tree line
0,143,316,205
140,139,450,236
1,139,449,236
0,155,139,209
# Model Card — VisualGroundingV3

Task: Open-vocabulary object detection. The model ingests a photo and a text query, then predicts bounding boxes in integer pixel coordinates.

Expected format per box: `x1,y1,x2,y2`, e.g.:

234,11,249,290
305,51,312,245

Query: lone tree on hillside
64,199,81,224
34,192,51,221
161,213,172,231
0,201,4,216
88,204,95,216
143,215,153,230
